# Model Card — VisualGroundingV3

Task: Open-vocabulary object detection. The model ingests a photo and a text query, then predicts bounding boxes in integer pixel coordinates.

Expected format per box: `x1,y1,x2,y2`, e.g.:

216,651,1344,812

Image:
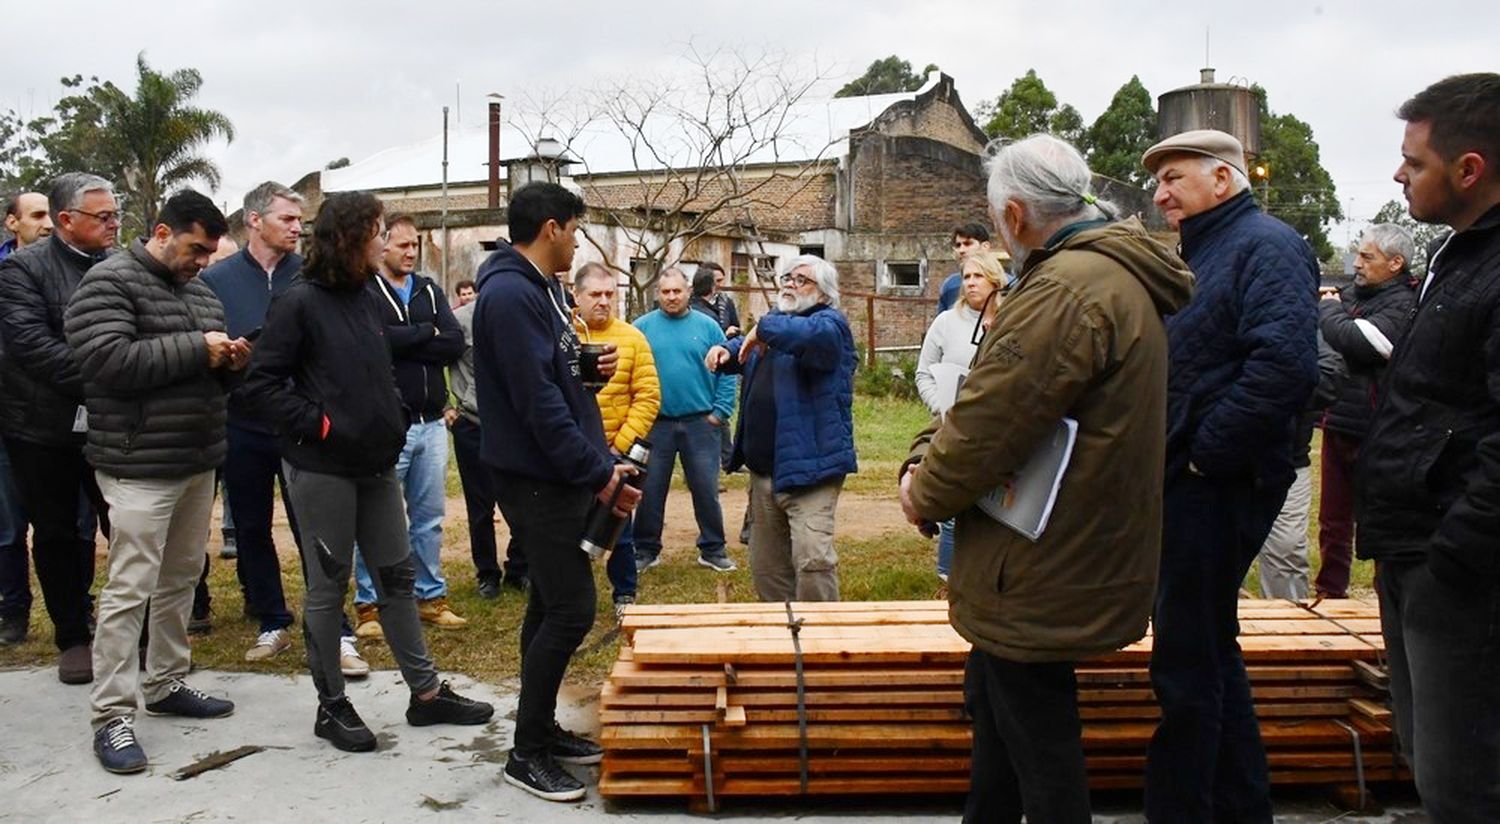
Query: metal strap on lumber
700,724,718,812
1332,719,1368,808
1294,599,1386,667
784,601,810,795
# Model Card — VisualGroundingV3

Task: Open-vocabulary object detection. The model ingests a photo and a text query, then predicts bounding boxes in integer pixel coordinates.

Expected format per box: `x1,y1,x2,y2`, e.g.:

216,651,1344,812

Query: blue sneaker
697,552,737,572
94,717,147,774
634,553,661,574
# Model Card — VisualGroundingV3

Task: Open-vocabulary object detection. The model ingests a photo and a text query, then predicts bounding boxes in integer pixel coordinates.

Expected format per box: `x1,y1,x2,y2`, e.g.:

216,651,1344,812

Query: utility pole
441,106,450,283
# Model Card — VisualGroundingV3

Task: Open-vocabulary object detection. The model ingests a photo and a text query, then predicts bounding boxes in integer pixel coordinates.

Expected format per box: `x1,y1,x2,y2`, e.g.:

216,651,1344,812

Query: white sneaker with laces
244,628,292,662
340,636,370,678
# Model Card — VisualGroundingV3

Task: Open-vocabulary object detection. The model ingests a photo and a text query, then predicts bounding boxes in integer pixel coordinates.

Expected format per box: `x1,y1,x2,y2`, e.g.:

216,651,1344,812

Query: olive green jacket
907,217,1194,662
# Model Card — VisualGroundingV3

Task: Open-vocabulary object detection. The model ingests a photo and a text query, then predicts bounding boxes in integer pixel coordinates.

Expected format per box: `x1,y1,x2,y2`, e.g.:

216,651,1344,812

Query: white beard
998,223,1031,272
777,290,819,313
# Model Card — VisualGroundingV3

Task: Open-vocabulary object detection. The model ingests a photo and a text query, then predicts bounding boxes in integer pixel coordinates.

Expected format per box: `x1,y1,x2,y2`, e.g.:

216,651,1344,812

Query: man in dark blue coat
473,182,640,803
1140,130,1319,823
706,255,857,602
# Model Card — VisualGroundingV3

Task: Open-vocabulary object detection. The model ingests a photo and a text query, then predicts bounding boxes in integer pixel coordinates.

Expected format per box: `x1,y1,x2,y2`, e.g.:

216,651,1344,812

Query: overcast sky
8,0,1495,242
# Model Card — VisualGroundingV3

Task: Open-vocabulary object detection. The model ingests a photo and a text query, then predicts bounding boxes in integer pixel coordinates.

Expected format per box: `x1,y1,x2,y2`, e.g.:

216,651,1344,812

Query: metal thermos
580,439,651,560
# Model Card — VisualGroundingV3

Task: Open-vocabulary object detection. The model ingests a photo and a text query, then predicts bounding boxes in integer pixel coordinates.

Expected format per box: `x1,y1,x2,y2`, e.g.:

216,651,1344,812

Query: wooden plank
1350,698,1392,723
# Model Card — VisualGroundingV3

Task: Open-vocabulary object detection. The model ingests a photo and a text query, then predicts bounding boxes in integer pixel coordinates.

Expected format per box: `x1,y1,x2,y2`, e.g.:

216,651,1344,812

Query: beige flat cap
1142,129,1248,178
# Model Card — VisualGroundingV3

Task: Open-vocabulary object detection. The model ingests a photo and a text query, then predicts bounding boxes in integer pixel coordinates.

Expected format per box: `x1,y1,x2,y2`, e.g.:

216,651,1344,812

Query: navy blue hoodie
201,248,303,432
472,241,612,491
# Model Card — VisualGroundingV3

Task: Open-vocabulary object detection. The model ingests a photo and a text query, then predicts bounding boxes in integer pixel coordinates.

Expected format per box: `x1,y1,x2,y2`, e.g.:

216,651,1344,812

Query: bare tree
515,43,840,315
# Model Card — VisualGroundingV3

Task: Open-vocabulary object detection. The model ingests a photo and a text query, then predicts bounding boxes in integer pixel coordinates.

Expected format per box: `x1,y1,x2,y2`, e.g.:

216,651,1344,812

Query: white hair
1197,156,1251,195
1361,223,1416,270
782,254,840,309
985,134,1114,233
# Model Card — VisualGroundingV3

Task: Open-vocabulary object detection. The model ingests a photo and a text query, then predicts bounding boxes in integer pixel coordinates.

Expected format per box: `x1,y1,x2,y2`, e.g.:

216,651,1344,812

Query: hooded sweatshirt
471,241,613,491
907,217,1195,662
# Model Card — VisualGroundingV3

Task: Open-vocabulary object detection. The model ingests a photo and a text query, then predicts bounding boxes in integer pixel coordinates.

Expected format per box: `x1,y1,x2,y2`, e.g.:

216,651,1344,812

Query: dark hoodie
907,217,1195,662
471,241,612,491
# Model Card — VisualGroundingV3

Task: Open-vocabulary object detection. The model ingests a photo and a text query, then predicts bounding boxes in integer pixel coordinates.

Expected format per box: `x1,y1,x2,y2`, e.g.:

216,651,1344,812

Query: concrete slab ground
0,667,1426,823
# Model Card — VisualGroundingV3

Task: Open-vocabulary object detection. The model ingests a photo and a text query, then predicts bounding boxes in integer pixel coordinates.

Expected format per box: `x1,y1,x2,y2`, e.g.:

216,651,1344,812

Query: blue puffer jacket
722,304,858,492
1166,190,1319,485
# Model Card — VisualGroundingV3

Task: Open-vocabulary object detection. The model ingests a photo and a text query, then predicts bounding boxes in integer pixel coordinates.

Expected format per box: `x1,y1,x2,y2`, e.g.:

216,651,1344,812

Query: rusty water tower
1156,68,1261,157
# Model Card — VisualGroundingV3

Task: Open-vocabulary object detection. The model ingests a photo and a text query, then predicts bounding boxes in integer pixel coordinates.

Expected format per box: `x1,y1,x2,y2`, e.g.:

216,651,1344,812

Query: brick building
303,73,1155,354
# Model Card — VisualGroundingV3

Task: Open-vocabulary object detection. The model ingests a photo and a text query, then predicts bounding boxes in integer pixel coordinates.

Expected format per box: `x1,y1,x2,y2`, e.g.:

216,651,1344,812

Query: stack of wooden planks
598,599,1405,807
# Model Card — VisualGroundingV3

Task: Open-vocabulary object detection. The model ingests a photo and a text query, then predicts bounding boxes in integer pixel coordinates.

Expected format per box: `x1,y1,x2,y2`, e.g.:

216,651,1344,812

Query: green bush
854,347,921,403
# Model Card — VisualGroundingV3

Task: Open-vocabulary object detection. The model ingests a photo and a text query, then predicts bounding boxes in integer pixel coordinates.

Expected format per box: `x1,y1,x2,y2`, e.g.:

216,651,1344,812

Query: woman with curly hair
242,191,492,751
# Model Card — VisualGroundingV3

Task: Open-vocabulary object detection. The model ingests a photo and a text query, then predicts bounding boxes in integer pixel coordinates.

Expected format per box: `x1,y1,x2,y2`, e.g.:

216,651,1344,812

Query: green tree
978,69,1086,144
4,55,233,234
1085,76,1157,187
1252,85,1342,259
1370,198,1445,274
835,56,938,98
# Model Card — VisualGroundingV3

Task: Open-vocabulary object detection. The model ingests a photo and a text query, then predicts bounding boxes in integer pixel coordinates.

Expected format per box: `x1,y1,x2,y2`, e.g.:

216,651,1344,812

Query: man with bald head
632,268,737,574
0,191,56,644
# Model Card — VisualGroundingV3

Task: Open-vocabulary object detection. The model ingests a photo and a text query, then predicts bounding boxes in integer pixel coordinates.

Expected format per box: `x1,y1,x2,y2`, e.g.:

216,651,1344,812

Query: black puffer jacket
368,272,464,422
1318,276,1417,439
0,234,107,446
1357,204,1500,589
63,241,231,478
241,277,408,477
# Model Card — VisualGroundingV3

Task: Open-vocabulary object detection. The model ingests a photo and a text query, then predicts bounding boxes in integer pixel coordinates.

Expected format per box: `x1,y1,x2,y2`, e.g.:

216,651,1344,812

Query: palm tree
100,53,235,231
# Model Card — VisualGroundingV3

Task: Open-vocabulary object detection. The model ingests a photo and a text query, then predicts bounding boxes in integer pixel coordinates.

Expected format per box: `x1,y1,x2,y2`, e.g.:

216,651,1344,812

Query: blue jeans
223,423,299,633
607,516,637,601
633,414,726,561
1378,560,1500,821
356,420,448,604
936,518,955,579
1145,473,1286,824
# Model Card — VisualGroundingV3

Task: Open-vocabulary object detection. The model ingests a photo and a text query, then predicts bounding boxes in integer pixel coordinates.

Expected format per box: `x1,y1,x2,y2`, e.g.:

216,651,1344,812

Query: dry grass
0,398,1375,686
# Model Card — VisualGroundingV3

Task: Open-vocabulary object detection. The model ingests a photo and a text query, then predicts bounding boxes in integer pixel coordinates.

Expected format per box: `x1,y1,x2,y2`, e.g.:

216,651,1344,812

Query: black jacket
472,241,612,491
63,241,231,478
691,293,740,335
241,277,408,477
1318,276,1417,439
1356,203,1500,589
368,272,464,422
0,234,107,446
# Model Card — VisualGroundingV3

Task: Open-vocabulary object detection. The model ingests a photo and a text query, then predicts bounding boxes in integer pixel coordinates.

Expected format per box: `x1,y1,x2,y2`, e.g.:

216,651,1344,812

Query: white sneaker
340,636,370,679
244,628,292,662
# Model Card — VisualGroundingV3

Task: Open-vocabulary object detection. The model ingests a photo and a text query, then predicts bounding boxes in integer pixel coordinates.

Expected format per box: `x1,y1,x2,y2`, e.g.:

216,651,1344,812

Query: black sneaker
315,697,376,752
187,614,213,636
0,613,26,645
550,723,603,765
477,576,501,599
502,573,530,594
503,752,585,802
93,717,147,774
407,681,494,727
145,680,234,718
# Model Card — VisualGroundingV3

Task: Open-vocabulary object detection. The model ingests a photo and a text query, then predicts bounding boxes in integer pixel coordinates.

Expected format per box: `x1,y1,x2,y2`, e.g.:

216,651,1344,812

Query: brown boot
418,597,467,629
59,644,93,684
354,603,383,640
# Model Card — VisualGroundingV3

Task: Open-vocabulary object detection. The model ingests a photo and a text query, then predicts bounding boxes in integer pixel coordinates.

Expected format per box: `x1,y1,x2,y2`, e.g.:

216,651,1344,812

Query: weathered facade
304,73,1156,352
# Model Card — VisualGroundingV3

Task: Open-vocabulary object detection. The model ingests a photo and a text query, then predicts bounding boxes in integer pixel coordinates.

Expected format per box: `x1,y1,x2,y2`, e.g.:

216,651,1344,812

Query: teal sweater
634,309,737,420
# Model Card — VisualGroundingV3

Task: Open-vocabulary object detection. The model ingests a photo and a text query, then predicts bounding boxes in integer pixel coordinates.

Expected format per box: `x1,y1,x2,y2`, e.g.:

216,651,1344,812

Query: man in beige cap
1139,128,1320,822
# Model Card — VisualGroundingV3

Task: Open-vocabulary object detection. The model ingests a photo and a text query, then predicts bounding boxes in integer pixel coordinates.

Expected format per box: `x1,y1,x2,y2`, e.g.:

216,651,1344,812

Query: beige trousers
748,473,842,602
90,470,215,728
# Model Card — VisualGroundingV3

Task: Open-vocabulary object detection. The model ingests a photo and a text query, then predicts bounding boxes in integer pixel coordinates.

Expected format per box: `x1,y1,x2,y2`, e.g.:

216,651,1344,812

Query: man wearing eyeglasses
706,256,857,602
0,172,119,684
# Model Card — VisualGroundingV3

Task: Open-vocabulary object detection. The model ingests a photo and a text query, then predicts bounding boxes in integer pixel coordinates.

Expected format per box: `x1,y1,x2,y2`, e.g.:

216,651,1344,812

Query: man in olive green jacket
901,135,1194,823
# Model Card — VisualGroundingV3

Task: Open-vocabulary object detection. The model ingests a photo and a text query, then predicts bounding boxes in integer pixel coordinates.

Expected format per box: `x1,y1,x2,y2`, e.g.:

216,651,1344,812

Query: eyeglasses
779,273,814,288
68,208,121,225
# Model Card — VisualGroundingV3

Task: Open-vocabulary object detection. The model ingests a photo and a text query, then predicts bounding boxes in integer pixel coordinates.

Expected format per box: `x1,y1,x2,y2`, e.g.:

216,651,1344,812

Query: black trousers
223,424,299,632
3,437,107,650
451,418,525,582
963,649,1091,824
491,470,595,758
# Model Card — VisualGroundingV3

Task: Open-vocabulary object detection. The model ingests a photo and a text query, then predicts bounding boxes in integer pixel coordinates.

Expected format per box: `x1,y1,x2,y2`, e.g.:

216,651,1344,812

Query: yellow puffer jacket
586,317,661,453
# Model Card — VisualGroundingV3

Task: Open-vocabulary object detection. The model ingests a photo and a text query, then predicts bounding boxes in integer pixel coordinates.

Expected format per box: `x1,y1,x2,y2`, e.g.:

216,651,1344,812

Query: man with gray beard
706,256,857,601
